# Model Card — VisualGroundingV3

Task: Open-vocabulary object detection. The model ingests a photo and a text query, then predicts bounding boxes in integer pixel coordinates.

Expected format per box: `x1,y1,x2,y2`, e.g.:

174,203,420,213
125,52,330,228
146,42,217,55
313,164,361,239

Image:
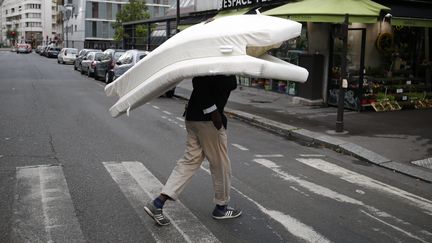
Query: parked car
35,45,43,54
93,49,126,83
16,44,32,54
111,50,149,81
45,47,61,58
57,48,78,64
111,49,175,97
80,51,103,77
74,49,101,72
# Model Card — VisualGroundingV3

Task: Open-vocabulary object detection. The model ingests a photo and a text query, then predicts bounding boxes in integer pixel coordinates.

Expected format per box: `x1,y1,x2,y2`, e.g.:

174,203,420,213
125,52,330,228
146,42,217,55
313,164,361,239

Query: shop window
367,26,432,111
241,24,309,95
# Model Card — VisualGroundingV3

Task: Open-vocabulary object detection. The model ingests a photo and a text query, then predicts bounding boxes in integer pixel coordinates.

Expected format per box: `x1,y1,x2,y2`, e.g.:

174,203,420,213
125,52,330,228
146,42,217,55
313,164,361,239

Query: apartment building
62,0,171,50
0,0,60,46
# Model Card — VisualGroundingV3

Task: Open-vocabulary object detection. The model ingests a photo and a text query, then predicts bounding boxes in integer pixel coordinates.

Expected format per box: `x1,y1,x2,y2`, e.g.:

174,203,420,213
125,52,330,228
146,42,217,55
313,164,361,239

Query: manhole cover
411,158,432,170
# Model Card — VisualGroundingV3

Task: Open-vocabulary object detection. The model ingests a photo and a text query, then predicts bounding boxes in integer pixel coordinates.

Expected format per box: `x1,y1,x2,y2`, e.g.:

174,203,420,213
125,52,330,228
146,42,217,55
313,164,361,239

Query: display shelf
361,76,431,111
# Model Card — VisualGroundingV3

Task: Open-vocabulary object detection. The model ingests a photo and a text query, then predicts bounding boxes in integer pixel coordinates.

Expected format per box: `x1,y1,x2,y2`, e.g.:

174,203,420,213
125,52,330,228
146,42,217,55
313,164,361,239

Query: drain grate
411,158,432,170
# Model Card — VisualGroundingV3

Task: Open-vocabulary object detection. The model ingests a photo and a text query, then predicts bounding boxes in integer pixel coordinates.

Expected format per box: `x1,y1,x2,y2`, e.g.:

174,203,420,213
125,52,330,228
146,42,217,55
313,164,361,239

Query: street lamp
176,0,180,33
59,5,73,47
335,15,349,133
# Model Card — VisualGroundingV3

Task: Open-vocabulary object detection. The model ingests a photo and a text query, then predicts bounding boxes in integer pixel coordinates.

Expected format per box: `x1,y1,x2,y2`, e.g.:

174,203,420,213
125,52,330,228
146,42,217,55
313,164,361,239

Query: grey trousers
162,121,232,205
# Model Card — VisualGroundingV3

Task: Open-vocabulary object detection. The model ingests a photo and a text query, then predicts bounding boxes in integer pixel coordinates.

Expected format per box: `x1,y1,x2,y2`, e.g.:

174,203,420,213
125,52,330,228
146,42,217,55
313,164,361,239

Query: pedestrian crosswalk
12,165,85,243
103,161,220,243
10,159,432,242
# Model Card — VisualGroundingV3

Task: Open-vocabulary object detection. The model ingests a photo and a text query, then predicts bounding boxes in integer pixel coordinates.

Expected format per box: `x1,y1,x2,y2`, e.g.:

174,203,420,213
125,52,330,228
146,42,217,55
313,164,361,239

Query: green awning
391,17,432,28
214,7,252,19
263,0,390,23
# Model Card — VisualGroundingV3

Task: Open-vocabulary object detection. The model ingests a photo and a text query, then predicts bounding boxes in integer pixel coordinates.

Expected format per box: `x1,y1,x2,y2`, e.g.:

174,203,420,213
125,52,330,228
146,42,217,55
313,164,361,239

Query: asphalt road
1,51,431,243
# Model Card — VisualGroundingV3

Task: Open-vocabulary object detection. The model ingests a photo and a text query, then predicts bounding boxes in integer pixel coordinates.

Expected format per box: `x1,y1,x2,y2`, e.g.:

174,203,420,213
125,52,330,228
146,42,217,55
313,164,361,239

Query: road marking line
199,165,329,243
152,105,160,110
299,154,325,157
253,159,361,205
296,158,432,216
254,158,432,240
103,162,220,243
176,117,184,122
361,210,429,243
163,110,172,115
12,165,85,243
231,143,249,151
255,154,284,158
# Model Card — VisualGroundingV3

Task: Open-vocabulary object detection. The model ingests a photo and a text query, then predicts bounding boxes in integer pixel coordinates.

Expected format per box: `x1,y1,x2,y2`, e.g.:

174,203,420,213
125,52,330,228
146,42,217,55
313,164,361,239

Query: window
92,21,97,37
102,22,108,38
107,3,112,19
118,52,133,64
92,2,99,18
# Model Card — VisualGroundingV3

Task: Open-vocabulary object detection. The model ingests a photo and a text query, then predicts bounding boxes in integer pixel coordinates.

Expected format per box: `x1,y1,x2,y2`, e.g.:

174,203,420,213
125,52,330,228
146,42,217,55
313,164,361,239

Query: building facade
0,0,60,47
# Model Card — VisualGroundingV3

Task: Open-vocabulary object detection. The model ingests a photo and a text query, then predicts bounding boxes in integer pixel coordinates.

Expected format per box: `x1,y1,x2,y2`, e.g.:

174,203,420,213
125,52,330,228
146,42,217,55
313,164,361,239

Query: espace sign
222,0,280,9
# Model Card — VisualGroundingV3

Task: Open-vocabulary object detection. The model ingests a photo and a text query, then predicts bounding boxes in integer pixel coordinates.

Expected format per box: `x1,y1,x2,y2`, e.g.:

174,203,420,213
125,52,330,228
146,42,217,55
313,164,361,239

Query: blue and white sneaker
212,205,242,220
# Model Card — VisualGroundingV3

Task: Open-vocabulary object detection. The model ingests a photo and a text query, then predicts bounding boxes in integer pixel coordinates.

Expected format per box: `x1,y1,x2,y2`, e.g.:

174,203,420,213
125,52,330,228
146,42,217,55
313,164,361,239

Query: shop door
328,28,366,111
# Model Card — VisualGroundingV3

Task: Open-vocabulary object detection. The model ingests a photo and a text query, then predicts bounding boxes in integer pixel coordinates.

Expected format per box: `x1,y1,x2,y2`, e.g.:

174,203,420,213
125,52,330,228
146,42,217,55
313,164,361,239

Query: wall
196,0,220,11
353,22,392,69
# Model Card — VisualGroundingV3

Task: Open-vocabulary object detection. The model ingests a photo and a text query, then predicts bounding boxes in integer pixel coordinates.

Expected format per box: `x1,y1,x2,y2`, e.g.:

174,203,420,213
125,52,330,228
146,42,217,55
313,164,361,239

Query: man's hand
210,110,222,130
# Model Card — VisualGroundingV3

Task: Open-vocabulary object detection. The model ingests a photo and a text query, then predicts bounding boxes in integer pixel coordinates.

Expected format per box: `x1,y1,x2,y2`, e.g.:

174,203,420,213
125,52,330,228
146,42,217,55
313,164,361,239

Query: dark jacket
185,75,237,128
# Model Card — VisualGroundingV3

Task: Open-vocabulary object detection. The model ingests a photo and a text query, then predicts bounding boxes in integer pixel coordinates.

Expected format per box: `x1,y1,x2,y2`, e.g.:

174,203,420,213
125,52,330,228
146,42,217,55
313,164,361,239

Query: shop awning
263,0,390,23
392,17,432,28
388,3,432,28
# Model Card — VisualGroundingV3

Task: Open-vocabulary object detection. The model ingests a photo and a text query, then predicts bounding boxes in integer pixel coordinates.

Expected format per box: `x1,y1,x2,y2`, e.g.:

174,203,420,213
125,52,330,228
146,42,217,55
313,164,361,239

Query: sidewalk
175,79,432,183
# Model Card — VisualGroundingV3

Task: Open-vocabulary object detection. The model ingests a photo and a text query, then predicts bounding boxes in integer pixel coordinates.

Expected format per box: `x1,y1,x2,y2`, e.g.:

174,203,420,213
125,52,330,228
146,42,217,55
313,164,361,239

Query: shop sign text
222,0,275,9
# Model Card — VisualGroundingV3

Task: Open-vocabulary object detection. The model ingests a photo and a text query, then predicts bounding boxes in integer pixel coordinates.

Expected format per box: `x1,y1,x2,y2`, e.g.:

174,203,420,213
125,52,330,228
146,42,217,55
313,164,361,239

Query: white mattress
105,13,309,117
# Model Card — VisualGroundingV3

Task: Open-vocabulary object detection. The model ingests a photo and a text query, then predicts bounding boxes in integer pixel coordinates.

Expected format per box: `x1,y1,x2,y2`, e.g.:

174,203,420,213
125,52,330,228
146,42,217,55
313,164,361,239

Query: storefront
364,1,432,111
123,0,432,111
262,0,432,111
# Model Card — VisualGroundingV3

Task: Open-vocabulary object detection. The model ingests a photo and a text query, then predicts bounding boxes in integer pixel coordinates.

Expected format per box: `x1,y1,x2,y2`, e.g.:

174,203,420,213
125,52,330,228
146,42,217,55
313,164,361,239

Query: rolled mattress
105,13,309,117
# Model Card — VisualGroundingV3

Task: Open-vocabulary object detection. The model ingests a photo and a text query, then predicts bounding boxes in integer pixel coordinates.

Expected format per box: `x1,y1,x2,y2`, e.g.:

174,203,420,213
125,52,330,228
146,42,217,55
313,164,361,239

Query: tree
6,29,18,46
112,0,151,46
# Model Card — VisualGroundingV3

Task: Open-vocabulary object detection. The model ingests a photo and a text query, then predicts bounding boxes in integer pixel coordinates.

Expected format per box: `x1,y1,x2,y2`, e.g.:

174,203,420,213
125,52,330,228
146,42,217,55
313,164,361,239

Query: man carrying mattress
144,75,242,226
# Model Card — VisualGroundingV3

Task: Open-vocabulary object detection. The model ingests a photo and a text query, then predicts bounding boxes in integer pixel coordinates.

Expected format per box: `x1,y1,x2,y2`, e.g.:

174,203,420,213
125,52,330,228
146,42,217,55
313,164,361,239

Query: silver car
80,51,104,77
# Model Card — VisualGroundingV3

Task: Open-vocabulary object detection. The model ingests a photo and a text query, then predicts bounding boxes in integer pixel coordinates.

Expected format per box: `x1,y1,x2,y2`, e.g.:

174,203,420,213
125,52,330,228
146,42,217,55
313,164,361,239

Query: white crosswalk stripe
11,165,85,243
199,164,331,243
103,161,220,243
296,158,432,216
253,158,432,242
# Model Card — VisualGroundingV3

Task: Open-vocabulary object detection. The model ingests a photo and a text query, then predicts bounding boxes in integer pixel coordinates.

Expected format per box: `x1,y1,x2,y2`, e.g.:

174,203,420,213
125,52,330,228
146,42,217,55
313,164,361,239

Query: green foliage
112,0,150,43
6,29,18,40
6,29,18,46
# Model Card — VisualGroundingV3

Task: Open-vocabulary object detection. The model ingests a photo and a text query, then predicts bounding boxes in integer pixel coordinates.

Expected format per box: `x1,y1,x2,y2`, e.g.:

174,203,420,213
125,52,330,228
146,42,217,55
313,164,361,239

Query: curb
225,108,432,183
